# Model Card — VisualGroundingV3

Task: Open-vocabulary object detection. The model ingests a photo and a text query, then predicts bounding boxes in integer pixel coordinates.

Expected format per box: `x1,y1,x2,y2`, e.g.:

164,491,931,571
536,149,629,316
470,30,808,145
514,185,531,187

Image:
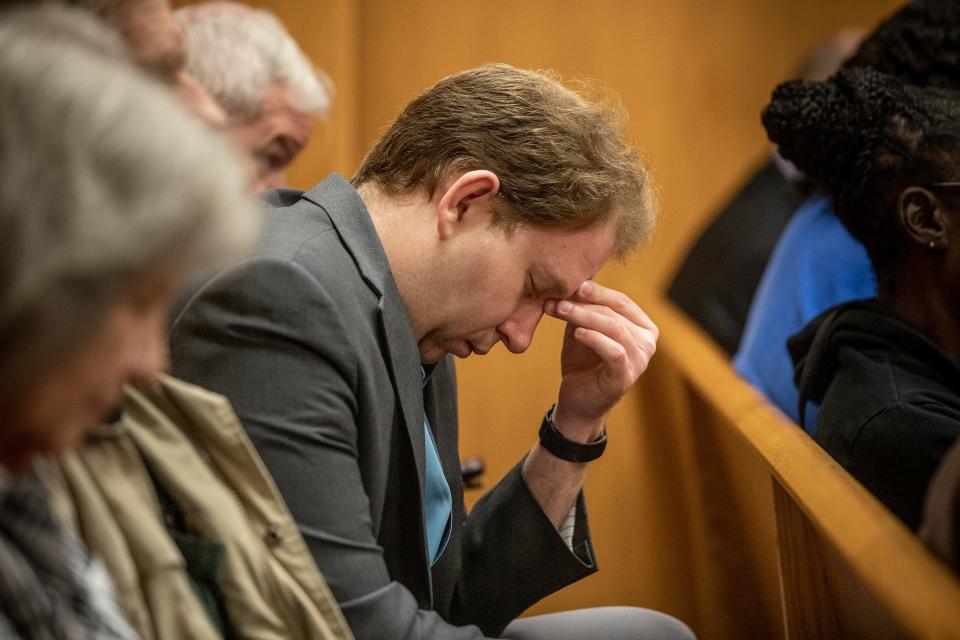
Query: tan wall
177,0,905,625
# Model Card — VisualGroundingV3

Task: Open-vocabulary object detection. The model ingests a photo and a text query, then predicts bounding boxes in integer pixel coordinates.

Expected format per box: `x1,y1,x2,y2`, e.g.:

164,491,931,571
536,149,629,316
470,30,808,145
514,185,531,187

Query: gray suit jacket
169,174,596,639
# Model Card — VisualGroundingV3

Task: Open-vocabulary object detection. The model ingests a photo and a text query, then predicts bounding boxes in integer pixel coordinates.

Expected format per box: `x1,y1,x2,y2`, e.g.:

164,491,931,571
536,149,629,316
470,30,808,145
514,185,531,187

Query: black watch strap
538,407,607,462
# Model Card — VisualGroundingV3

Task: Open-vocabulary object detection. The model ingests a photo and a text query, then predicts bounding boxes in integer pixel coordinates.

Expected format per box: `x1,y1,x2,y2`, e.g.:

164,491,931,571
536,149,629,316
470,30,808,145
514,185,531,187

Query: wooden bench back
637,297,960,639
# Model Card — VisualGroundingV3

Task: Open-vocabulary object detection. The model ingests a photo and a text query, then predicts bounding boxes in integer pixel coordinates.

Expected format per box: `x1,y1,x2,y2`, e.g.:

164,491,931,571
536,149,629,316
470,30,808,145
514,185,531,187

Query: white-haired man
177,1,333,191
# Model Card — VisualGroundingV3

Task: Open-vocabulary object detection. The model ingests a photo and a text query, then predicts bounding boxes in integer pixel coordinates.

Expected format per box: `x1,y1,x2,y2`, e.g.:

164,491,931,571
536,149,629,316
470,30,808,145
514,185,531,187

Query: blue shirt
421,366,452,566
733,196,877,432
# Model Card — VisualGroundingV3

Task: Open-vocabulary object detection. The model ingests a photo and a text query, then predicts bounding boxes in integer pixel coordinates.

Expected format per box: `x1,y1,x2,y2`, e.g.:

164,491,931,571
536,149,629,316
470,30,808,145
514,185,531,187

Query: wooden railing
526,296,960,639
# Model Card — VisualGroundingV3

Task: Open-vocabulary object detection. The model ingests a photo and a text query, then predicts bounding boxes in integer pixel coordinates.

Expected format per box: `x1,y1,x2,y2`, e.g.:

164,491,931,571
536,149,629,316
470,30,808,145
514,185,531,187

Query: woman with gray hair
0,5,258,637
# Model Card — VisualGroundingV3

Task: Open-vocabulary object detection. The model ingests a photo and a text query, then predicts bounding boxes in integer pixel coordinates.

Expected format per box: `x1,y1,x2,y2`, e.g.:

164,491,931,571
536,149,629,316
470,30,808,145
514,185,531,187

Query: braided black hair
845,0,960,90
763,68,960,288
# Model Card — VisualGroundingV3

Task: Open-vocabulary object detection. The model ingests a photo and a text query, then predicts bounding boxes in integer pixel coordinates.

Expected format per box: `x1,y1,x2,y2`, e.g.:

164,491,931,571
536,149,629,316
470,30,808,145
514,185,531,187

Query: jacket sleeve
415,360,597,637
169,257,491,640
449,462,597,635
851,401,960,530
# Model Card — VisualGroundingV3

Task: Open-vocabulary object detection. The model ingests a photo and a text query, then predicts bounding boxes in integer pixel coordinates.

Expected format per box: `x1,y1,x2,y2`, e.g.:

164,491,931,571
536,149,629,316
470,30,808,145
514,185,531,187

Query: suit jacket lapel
376,296,428,500
302,174,428,505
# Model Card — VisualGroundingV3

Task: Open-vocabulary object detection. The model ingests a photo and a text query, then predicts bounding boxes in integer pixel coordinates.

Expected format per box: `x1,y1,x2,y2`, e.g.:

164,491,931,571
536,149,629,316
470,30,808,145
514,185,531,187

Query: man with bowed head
171,64,694,640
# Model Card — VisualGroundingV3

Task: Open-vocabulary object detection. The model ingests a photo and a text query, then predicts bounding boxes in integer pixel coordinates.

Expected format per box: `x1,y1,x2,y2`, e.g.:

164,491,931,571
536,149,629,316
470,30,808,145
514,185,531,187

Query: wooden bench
527,296,960,639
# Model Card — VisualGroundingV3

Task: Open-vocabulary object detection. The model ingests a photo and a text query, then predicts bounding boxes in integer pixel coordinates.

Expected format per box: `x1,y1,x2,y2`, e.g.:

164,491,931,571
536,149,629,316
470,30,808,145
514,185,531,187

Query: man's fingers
571,327,631,372
547,300,639,354
575,280,658,339
547,299,656,363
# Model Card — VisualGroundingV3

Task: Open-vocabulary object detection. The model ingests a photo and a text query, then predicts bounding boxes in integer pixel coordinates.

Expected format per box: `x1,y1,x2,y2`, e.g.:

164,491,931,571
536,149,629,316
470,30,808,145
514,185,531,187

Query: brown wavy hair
353,63,656,258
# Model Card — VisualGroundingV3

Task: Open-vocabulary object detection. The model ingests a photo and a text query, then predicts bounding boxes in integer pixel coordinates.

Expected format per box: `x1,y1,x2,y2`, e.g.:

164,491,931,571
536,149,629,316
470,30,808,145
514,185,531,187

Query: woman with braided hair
766,67,960,529
734,0,960,432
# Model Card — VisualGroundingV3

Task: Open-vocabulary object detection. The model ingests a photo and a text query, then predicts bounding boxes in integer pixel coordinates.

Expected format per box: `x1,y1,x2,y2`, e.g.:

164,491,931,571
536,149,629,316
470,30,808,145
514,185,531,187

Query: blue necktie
421,367,452,565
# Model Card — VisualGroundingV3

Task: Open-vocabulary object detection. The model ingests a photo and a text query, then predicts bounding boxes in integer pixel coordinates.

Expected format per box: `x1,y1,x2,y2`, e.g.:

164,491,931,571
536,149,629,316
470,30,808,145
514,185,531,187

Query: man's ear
898,186,949,249
436,170,500,240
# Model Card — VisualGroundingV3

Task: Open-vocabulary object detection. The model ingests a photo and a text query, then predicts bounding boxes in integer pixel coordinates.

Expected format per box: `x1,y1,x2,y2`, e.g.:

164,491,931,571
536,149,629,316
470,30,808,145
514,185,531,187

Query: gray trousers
501,607,695,640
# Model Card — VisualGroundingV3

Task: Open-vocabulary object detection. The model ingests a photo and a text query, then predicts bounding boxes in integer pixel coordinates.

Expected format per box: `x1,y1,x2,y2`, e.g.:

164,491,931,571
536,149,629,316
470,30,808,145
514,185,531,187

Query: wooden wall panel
277,0,361,182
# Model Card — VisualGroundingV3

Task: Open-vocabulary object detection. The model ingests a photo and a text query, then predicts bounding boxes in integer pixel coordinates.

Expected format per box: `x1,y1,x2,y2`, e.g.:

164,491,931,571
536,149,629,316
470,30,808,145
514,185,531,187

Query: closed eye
525,273,538,298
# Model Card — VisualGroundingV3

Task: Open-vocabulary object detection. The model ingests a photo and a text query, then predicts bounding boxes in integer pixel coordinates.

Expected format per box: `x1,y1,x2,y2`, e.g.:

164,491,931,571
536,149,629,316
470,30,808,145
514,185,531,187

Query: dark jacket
169,174,595,640
668,160,804,355
789,299,960,529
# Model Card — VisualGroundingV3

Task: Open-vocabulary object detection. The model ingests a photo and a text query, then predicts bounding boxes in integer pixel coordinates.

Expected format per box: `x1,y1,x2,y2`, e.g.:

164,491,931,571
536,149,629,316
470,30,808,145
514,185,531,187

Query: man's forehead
527,223,616,297
244,85,314,140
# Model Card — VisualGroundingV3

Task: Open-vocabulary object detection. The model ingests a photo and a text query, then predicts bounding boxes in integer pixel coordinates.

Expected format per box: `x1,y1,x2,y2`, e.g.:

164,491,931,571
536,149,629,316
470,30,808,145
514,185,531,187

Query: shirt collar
420,363,437,388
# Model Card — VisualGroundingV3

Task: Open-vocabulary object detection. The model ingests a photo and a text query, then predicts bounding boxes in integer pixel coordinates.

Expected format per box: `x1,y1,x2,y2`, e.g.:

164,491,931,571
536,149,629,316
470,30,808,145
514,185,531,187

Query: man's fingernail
558,300,573,313
580,281,593,295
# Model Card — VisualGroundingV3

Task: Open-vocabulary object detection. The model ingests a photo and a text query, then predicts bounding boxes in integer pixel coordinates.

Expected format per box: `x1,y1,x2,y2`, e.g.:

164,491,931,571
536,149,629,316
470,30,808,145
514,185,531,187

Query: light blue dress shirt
421,366,452,565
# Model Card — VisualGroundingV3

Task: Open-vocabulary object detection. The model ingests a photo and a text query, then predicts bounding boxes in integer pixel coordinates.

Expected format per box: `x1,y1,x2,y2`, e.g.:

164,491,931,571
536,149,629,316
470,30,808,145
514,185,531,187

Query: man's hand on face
544,281,658,443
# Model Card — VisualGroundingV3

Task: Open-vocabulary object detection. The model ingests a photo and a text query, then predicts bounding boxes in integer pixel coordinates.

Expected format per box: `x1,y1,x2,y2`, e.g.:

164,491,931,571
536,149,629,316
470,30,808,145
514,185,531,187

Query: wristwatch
538,406,607,462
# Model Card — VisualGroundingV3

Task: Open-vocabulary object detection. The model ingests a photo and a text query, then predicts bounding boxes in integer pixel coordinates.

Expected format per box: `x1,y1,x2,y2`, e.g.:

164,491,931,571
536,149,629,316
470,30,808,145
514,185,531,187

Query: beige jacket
45,375,353,640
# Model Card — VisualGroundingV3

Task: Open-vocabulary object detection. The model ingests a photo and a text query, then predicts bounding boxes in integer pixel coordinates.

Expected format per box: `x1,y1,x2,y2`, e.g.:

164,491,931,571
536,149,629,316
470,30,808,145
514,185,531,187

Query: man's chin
449,340,477,359
417,343,449,364
419,336,497,362
420,340,476,362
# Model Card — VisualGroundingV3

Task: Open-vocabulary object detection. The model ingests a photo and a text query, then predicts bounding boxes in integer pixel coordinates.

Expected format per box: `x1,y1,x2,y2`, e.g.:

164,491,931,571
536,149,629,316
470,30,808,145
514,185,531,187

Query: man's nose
497,302,544,354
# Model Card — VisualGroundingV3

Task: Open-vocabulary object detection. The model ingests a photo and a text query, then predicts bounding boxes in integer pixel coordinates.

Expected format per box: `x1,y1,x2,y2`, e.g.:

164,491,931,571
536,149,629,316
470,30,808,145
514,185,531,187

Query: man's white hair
176,1,333,121
0,4,260,386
